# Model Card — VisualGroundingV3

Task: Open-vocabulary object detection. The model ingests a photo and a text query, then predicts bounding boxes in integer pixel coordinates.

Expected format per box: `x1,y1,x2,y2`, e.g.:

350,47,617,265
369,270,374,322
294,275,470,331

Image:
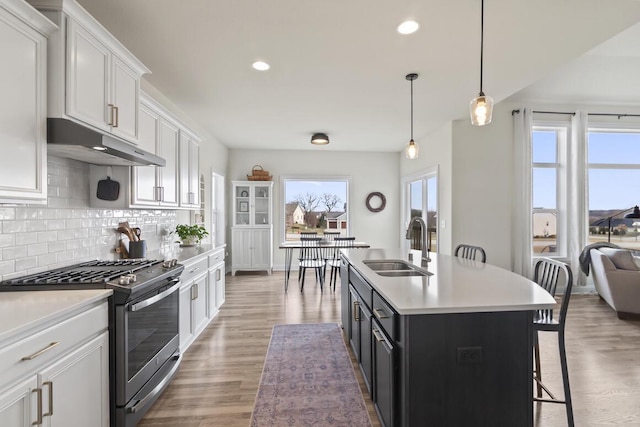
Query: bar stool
532,258,574,427
454,244,486,263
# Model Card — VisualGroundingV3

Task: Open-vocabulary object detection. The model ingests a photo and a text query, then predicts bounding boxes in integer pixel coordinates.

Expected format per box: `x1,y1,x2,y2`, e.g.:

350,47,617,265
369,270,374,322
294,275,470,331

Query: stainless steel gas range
0,259,185,427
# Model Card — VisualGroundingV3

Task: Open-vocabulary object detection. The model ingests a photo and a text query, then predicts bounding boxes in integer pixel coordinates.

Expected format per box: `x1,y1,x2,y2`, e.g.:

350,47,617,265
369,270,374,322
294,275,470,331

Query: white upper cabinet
0,0,56,203
179,130,200,208
131,93,179,207
30,0,149,144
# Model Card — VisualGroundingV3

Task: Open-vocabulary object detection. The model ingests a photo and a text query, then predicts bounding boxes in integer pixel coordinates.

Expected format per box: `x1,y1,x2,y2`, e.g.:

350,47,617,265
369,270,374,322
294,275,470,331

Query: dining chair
298,237,325,292
454,244,487,263
325,237,355,291
532,258,574,427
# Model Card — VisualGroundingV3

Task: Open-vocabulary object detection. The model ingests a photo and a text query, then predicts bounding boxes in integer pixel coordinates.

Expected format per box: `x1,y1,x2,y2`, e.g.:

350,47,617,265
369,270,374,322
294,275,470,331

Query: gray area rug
251,322,372,426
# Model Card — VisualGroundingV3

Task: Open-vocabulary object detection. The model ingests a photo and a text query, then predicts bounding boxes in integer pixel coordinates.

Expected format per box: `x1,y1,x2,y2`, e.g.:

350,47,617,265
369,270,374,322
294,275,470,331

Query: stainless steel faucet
406,216,429,265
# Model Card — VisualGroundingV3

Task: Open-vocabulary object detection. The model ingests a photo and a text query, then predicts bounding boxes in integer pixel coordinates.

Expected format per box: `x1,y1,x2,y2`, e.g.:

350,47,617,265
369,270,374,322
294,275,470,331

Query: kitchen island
340,248,556,427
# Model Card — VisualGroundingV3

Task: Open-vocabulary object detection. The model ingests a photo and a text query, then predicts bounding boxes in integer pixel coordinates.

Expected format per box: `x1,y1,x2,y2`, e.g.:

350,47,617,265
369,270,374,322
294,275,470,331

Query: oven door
115,278,181,406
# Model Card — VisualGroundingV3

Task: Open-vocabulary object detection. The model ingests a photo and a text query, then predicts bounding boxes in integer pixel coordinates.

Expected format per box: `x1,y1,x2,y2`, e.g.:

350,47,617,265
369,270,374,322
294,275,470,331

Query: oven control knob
127,274,137,283
118,276,130,285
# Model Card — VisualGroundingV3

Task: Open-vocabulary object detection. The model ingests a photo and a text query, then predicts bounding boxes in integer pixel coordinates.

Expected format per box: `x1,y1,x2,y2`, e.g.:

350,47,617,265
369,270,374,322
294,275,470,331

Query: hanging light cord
479,0,485,95
410,78,414,140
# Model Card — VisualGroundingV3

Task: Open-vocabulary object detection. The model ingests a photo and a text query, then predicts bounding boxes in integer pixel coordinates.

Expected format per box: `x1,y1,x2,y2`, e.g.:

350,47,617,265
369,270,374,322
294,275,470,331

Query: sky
533,131,640,211
285,180,348,209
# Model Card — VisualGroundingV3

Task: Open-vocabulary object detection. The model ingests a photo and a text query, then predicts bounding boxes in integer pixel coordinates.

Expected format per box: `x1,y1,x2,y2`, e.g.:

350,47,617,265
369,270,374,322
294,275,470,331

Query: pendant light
469,0,493,126
405,73,419,159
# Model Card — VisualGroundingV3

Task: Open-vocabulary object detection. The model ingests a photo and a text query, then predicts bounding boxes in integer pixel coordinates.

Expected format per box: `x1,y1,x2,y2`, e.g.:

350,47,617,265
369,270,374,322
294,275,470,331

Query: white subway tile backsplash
0,156,178,281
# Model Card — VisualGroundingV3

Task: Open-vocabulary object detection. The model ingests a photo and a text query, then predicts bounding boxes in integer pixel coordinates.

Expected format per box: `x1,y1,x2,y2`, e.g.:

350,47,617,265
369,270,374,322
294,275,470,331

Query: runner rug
250,322,372,426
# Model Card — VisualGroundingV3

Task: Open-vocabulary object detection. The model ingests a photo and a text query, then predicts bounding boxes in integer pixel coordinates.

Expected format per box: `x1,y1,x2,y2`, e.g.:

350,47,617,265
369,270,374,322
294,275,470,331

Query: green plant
174,224,209,244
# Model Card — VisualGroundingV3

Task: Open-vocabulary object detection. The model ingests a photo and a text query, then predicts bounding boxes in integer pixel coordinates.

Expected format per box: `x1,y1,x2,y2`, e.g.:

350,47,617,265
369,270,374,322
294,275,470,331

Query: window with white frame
587,129,640,250
282,177,350,241
531,126,568,257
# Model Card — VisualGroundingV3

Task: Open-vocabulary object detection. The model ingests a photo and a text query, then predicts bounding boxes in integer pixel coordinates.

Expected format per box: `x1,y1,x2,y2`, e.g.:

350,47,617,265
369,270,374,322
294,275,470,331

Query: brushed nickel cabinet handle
373,308,389,319
216,268,221,281
22,342,59,361
353,301,360,322
107,104,115,126
43,381,53,417
372,328,385,342
32,388,42,425
113,106,119,127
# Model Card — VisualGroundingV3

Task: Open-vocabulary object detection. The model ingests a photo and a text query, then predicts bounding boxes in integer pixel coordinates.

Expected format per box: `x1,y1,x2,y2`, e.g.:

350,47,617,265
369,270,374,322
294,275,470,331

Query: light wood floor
139,271,640,427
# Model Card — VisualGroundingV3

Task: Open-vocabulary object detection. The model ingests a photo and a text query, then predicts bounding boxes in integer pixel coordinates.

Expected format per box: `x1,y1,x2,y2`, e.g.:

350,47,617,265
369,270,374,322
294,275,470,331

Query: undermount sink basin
376,270,432,277
363,259,432,277
363,260,415,271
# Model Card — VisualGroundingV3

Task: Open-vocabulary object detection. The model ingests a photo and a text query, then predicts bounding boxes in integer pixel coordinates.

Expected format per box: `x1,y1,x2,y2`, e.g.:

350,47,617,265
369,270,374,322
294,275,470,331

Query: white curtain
569,111,588,286
512,108,533,278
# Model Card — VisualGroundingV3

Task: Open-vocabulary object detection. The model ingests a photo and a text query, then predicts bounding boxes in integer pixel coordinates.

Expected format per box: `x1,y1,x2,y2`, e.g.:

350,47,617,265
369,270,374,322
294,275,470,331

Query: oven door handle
128,354,181,413
129,280,181,312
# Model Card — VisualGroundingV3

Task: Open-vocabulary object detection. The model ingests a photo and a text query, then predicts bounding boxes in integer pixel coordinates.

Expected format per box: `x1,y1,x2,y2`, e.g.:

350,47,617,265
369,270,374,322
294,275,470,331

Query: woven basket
247,165,272,181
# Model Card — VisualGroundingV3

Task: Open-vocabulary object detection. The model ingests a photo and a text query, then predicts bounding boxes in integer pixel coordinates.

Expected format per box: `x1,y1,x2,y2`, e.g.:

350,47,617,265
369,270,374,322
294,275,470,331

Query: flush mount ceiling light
252,61,270,71
405,73,419,160
397,20,419,35
469,0,493,126
311,132,329,145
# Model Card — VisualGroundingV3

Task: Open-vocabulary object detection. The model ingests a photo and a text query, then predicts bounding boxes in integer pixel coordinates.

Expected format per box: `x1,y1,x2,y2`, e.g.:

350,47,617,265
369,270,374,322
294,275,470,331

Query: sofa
590,248,640,319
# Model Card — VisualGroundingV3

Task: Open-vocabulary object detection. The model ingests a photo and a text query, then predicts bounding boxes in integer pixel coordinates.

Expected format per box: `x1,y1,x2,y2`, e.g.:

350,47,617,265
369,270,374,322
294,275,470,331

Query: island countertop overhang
341,248,557,315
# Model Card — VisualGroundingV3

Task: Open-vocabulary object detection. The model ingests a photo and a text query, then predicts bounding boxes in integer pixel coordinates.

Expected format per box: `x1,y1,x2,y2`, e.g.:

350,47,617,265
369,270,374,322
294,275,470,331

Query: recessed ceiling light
252,61,270,71
397,20,419,35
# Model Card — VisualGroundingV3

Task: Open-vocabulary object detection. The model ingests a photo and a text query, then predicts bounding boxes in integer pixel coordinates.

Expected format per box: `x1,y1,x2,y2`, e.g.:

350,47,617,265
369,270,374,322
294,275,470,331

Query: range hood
47,118,166,167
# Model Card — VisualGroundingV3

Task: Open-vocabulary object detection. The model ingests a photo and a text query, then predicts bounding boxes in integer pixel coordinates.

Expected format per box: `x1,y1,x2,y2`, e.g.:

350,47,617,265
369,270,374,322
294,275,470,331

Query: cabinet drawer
0,303,108,387
181,256,208,283
373,292,397,341
208,249,224,267
350,267,372,309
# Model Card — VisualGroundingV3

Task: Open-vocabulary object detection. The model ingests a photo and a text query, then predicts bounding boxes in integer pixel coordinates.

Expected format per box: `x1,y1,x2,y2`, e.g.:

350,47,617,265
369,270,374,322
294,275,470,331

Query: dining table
279,240,370,291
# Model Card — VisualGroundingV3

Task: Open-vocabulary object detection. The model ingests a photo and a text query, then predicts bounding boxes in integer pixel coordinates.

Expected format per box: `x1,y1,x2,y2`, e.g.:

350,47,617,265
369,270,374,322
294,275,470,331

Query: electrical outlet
457,346,483,364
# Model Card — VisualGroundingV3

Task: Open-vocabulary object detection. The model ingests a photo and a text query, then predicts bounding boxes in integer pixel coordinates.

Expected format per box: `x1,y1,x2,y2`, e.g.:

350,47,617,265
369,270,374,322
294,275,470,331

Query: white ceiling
75,0,640,152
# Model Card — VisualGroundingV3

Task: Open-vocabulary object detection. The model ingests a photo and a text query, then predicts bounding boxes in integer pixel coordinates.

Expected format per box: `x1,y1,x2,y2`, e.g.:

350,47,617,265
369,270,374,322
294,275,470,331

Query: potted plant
174,224,209,246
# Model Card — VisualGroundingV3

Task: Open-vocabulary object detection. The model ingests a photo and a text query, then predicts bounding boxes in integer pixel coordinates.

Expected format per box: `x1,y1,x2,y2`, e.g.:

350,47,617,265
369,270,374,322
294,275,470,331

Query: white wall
399,122,453,255
228,149,400,270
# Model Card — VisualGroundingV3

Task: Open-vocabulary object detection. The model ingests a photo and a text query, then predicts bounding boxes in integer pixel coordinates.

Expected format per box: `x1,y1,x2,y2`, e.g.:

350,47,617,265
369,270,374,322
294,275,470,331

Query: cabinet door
233,184,251,226
191,273,208,336
158,118,179,206
360,303,373,394
373,321,395,427
252,228,272,268
253,184,271,225
110,56,139,142
67,20,110,133
179,283,194,352
0,7,47,201
231,229,252,272
348,286,361,360
179,134,200,207
207,268,218,319
131,104,159,205
39,332,109,427
189,141,200,206
0,376,37,427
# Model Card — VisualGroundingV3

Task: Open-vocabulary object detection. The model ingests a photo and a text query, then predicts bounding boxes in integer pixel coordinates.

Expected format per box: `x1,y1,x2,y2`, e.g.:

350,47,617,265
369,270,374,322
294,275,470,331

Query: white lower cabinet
0,296,110,427
179,246,226,353
231,228,272,275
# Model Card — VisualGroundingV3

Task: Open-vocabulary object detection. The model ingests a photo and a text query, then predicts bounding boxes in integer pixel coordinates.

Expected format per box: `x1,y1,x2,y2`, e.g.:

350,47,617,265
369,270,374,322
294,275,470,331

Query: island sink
363,259,432,277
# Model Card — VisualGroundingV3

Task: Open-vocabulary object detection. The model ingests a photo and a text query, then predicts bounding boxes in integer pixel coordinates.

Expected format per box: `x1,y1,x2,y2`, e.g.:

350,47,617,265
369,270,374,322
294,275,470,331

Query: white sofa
590,248,640,319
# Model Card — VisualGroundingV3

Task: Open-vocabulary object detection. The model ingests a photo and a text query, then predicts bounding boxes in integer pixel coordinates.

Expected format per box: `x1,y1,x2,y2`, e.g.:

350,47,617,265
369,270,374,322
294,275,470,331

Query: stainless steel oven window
126,282,180,381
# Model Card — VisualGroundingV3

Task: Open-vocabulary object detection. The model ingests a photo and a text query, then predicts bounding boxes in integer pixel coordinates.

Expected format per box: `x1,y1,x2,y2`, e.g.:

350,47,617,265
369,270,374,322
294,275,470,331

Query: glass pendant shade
405,139,419,159
470,93,494,126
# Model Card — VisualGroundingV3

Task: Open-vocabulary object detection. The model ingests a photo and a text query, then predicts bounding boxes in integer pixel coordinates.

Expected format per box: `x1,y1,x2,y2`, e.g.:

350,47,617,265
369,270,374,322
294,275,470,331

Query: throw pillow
599,248,640,271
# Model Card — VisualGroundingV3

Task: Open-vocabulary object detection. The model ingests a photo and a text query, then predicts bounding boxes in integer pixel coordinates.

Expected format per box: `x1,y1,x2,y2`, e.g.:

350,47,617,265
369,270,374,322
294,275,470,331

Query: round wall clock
366,192,386,213
240,190,249,197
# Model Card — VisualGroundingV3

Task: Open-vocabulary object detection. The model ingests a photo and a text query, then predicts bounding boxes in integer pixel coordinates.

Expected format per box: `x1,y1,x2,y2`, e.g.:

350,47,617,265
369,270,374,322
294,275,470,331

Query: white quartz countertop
148,244,225,264
0,289,112,343
343,248,556,315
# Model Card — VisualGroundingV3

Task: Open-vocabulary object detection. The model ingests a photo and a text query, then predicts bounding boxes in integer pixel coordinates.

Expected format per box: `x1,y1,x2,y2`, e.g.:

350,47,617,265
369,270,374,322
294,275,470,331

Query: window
531,126,568,256
587,130,640,250
402,168,438,253
282,177,349,241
